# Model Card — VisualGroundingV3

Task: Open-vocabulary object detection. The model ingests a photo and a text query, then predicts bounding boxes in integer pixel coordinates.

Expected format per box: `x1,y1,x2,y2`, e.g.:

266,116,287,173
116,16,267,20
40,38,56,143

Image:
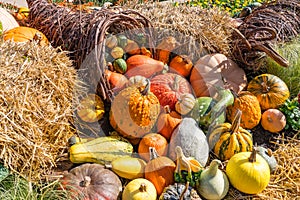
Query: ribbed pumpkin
110,79,160,139
226,91,261,129
3,26,49,45
209,109,253,161
247,74,290,110
175,93,196,115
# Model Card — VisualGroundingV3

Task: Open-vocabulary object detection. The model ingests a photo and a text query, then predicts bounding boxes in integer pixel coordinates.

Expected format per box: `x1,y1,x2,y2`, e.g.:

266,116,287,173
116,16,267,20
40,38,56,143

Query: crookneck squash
209,109,253,161
247,73,290,110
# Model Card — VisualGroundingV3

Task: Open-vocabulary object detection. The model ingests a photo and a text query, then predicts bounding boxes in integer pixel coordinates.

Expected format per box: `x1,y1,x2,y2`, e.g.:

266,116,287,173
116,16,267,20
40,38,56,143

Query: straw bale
0,39,82,182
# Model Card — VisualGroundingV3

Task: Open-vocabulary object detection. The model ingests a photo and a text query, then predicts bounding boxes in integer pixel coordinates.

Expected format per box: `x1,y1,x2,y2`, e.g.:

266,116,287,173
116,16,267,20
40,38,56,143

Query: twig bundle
232,0,300,71
26,0,153,102
0,39,81,182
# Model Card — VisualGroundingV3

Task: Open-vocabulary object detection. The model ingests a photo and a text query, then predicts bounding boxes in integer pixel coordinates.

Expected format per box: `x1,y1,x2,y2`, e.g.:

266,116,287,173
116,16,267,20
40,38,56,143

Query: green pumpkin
113,58,127,74
117,34,128,48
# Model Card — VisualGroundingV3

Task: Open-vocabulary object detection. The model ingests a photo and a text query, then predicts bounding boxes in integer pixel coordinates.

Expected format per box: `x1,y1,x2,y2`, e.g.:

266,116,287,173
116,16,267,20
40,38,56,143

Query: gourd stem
207,159,221,176
139,183,147,192
149,147,159,160
261,81,270,93
80,176,91,187
179,181,189,200
248,148,257,163
141,79,150,96
230,109,242,134
164,105,171,114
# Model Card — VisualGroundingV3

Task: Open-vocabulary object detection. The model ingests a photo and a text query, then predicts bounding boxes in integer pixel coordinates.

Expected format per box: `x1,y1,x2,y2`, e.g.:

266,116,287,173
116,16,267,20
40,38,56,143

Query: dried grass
0,39,83,182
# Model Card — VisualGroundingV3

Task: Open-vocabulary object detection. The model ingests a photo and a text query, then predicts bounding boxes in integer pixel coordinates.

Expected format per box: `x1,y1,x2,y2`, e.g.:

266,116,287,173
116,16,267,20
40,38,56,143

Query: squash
113,58,127,74
3,26,49,45
150,73,192,110
122,178,157,200
159,183,201,200
145,147,176,195
125,55,165,78
124,39,140,55
0,7,19,33
155,36,178,64
60,163,122,200
138,133,168,162
156,105,182,140
226,91,261,129
261,108,286,133
117,34,128,48
106,157,146,179
140,46,152,57
197,159,229,200
105,35,118,49
76,94,105,123
175,93,196,116
169,118,209,167
69,135,133,165
256,146,277,173
226,148,271,194
190,53,247,98
110,46,124,59
169,55,193,77
128,75,148,87
247,74,290,110
105,69,128,92
209,109,253,161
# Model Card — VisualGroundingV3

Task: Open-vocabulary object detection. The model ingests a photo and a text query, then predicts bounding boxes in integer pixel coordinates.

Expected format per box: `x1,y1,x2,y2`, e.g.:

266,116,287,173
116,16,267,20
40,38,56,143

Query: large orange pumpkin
3,26,49,45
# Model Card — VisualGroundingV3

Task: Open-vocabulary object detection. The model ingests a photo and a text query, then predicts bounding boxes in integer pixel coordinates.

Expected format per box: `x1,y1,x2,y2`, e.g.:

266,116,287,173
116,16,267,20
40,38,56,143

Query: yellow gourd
122,178,157,200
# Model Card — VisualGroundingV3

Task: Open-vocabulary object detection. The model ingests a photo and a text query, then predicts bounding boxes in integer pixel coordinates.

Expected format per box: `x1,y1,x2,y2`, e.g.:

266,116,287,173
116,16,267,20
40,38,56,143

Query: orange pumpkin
3,26,49,45
261,109,286,133
105,69,128,92
138,133,168,162
169,55,193,77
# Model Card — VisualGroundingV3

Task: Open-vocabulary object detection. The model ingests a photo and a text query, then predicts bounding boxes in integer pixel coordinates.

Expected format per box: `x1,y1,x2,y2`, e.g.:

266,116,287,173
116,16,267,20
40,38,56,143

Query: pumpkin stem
267,148,273,157
149,147,159,160
207,159,222,176
261,81,270,93
230,109,242,134
139,183,147,192
171,75,180,91
80,176,91,187
248,148,257,163
164,105,171,114
140,79,150,96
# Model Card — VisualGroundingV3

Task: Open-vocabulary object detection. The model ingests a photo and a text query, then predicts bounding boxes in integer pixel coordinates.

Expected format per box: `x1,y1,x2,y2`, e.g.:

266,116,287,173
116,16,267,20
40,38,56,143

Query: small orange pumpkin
261,109,286,133
169,55,193,77
105,69,128,92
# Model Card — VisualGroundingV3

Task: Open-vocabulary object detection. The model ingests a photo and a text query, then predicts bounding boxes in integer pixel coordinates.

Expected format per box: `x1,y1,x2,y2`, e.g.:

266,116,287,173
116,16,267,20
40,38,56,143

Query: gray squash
256,146,277,173
169,118,209,167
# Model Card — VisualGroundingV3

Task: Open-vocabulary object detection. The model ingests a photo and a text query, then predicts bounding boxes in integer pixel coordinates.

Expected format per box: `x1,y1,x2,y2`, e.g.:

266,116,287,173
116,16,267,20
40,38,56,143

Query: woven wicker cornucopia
26,0,154,102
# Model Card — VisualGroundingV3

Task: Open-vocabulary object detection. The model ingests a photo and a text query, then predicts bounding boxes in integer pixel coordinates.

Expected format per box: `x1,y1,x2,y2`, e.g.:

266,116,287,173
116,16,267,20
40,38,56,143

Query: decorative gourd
140,46,152,57
76,94,105,123
169,118,209,167
0,7,19,33
122,178,157,200
124,39,140,55
197,159,229,200
226,148,271,194
128,75,148,87
190,53,247,97
125,55,165,78
60,163,122,200
106,157,146,179
145,147,176,195
113,58,127,74
138,133,168,162
156,105,182,140
159,183,201,200
3,26,49,45
261,108,286,133
150,73,192,110
117,34,128,48
247,74,290,110
209,109,253,161
110,46,124,59
105,69,128,92
14,7,30,21
155,36,178,64
105,35,118,49
256,146,277,173
69,135,133,165
169,55,193,77
226,91,261,129
175,93,196,115
110,79,160,139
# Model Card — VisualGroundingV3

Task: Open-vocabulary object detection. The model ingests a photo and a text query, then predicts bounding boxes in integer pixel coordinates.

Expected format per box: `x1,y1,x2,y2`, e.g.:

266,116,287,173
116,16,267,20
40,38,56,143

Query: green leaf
0,21,3,36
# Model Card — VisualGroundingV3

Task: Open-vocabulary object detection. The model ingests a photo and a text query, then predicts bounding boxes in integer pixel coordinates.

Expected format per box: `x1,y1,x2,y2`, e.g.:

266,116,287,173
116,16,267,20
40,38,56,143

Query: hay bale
0,39,81,182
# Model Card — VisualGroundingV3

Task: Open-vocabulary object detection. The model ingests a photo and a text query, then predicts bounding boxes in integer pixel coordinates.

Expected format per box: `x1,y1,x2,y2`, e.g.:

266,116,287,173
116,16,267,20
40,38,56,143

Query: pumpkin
117,34,128,48
145,147,176,195
150,73,192,110
256,146,277,173
226,148,271,194
105,69,128,92
106,157,147,179
169,55,193,77
159,183,201,200
110,46,124,59
197,159,229,200
0,7,19,33
3,26,49,45
125,55,165,78
128,75,148,87
169,118,209,167
105,35,118,49
175,93,196,115
69,135,133,165
124,39,140,55
209,109,253,161
247,74,290,110
122,178,157,200
226,91,261,129
140,46,152,57
155,36,178,64
261,108,286,133
156,105,182,140
190,53,247,98
60,163,122,200
138,133,168,162
76,94,105,123
110,79,160,139
113,58,127,74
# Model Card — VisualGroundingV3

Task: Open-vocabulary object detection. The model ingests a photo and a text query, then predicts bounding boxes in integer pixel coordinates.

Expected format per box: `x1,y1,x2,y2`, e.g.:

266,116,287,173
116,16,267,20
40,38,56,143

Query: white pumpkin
0,8,19,33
